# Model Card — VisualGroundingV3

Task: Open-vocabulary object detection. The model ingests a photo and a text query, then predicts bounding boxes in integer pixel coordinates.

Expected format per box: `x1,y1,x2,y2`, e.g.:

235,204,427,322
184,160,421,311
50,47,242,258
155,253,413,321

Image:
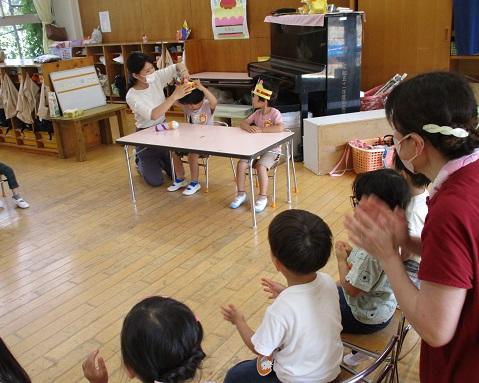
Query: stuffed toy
299,0,328,14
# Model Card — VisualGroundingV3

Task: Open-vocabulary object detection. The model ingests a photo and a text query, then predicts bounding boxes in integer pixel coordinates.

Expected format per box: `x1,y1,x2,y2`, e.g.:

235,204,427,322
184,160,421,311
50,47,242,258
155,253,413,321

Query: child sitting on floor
0,162,29,209
393,151,430,287
222,209,343,383
167,79,218,196
83,296,205,383
230,78,284,213
336,168,410,367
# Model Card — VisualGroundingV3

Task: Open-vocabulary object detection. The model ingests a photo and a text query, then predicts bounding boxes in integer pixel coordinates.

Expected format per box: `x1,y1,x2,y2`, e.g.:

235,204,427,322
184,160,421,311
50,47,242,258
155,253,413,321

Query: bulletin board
49,65,106,112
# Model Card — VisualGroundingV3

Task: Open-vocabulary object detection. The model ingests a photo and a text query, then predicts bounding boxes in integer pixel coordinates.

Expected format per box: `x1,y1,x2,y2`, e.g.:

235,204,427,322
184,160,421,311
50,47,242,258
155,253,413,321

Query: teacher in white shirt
126,52,191,186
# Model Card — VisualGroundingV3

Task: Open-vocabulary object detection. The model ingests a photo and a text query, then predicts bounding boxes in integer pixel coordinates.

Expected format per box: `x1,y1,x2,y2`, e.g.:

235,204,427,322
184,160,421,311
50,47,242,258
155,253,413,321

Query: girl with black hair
345,71,479,382
82,296,205,383
0,338,31,383
125,52,193,187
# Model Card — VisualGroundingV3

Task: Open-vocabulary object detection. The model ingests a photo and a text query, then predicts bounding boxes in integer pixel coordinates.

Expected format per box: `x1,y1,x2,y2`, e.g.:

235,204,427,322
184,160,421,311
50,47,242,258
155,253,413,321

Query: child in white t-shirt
222,209,343,383
167,79,217,196
393,151,430,287
230,78,284,213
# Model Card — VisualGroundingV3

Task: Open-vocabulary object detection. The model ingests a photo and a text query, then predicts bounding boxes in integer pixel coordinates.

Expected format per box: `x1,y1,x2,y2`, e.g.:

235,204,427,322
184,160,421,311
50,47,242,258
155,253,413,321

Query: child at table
167,79,218,196
230,78,284,213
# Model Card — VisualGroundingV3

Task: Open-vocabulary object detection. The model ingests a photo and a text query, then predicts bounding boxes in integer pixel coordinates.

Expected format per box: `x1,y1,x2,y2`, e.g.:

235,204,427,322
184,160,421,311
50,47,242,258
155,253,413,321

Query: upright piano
248,12,363,155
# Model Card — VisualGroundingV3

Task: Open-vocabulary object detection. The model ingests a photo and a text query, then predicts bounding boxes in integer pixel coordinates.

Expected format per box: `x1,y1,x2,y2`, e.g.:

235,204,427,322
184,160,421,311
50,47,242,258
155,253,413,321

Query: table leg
169,150,176,181
74,120,87,161
248,159,257,228
53,121,65,159
291,139,299,193
286,140,292,204
124,145,136,204
116,110,125,137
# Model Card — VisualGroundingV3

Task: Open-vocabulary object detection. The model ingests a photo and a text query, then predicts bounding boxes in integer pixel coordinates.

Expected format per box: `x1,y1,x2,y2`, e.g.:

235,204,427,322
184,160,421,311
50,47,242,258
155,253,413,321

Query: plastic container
349,137,393,174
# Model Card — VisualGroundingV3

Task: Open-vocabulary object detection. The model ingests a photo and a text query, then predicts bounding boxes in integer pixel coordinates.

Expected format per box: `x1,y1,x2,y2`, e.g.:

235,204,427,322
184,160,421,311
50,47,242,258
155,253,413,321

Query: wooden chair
340,309,412,383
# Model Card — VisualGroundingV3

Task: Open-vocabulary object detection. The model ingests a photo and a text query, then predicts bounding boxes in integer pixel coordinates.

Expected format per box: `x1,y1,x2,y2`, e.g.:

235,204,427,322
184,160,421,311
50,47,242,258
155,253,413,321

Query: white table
116,123,294,228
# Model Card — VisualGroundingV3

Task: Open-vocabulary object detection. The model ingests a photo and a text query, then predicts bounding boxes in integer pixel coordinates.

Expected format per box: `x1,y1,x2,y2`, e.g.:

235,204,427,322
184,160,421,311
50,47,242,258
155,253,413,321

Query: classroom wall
52,0,83,40
78,0,351,72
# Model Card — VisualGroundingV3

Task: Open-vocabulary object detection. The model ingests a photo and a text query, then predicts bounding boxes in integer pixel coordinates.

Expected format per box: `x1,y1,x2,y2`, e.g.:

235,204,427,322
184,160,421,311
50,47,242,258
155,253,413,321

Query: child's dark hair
253,77,279,107
178,88,205,105
0,338,31,383
268,209,332,275
126,52,155,89
353,169,411,210
121,296,205,383
385,71,479,160
393,150,430,188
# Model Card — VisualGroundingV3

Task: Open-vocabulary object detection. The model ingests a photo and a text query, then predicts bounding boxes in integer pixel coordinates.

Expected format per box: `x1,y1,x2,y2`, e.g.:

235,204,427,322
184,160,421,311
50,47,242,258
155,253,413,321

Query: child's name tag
256,355,273,376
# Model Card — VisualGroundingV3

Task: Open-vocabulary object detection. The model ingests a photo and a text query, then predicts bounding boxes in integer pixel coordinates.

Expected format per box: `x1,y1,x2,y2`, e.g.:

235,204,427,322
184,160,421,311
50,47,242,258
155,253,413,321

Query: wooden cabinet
358,0,453,90
72,41,191,103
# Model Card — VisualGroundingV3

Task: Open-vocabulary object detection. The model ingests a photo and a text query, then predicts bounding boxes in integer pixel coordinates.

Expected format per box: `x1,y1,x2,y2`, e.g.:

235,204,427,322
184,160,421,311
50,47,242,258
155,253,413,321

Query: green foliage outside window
0,0,42,59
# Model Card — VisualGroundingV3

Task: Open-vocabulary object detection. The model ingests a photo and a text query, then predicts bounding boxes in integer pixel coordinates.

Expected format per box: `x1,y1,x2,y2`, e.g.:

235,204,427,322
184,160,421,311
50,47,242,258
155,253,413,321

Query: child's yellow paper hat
252,80,272,100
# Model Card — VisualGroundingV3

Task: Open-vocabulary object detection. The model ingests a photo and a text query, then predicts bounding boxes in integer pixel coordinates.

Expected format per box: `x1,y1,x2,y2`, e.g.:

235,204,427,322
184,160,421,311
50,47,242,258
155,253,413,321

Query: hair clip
252,79,272,100
422,124,469,138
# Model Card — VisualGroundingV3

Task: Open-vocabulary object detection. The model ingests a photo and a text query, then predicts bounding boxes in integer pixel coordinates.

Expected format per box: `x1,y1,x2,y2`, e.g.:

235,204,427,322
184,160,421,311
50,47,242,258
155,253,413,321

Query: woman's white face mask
393,133,419,173
144,73,156,84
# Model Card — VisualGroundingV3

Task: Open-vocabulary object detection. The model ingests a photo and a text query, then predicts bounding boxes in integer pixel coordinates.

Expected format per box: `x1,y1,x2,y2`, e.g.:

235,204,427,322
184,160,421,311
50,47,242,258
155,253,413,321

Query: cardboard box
48,47,72,60
304,110,393,175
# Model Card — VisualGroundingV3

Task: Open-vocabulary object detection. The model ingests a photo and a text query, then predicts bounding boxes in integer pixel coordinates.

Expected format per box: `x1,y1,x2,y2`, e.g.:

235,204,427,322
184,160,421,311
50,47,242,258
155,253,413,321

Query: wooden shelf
450,55,479,60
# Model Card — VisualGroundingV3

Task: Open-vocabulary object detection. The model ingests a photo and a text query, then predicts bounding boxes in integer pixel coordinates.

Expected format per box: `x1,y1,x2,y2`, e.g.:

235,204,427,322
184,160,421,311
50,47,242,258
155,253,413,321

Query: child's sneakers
230,193,247,209
167,178,188,192
254,196,268,213
342,352,369,367
13,196,29,209
182,181,201,196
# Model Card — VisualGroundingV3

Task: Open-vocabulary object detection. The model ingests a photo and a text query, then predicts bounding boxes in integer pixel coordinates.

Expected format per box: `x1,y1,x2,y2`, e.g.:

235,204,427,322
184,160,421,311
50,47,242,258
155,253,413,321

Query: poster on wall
211,0,249,40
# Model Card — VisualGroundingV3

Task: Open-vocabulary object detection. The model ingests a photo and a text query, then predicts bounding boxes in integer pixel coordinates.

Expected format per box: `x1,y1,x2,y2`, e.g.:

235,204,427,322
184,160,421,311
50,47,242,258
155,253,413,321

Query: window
0,0,42,59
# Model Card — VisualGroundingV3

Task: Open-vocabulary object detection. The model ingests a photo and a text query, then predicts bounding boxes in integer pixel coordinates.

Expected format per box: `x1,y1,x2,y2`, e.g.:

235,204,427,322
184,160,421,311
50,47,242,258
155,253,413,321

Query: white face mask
393,133,418,173
144,73,156,84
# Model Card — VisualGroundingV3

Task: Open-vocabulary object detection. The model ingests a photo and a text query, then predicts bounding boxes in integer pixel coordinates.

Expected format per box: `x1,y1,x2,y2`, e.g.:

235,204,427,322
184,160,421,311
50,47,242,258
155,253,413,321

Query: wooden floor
0,145,420,382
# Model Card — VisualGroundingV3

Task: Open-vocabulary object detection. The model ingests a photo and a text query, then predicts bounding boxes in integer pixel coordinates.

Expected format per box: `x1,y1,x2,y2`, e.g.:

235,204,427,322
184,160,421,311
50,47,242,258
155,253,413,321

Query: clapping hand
221,304,245,325
261,278,286,299
82,350,108,383
335,240,352,262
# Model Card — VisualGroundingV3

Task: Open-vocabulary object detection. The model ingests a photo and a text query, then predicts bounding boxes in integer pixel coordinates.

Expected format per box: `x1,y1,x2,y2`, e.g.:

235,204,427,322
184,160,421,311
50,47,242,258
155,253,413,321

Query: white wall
52,0,83,40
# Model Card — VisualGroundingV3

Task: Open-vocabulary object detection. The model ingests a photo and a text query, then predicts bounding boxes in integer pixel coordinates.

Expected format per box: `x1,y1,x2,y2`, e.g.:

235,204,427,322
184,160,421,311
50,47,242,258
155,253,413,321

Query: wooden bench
50,103,127,162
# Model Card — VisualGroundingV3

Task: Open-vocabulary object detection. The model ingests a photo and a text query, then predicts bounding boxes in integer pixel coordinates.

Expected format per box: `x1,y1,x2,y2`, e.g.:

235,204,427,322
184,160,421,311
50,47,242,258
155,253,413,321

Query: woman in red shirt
345,72,479,382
